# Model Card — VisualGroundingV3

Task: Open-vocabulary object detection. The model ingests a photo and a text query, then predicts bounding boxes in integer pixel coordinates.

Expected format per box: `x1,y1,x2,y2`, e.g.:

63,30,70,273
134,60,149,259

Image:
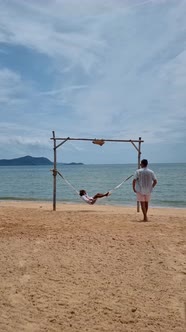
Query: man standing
132,159,157,221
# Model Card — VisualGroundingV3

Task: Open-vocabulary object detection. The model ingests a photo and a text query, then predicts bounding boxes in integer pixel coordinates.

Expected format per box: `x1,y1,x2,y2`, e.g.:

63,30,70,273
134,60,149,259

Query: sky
0,0,186,164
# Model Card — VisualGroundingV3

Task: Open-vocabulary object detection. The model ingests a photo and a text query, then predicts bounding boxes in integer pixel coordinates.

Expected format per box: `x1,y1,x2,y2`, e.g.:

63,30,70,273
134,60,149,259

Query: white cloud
0,0,186,162
0,68,24,104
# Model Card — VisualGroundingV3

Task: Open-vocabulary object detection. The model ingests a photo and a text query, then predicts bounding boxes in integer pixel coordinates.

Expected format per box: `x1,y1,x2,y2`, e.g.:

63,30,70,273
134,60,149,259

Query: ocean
0,163,185,208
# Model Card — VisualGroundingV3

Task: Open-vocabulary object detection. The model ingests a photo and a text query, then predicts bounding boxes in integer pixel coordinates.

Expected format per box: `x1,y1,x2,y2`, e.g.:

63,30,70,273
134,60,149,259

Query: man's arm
132,179,136,193
152,179,157,188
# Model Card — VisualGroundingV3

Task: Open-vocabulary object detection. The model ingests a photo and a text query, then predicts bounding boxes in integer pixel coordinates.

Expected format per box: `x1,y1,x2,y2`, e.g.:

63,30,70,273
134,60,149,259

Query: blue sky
0,0,186,164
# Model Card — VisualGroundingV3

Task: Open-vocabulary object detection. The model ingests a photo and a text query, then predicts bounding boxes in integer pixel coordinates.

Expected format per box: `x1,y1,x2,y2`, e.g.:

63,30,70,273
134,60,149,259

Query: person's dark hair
79,189,86,196
141,159,148,167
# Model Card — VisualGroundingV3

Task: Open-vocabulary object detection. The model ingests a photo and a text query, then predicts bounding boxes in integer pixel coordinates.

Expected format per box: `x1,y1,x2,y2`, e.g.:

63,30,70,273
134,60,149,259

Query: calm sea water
0,164,185,208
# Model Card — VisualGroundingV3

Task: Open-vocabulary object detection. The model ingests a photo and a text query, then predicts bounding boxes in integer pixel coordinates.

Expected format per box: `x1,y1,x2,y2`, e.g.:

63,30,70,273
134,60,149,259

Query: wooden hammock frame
50,131,144,211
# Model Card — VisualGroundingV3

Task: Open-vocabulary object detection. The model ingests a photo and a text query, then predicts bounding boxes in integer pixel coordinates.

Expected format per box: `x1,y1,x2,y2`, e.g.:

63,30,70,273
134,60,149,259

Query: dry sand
0,201,185,332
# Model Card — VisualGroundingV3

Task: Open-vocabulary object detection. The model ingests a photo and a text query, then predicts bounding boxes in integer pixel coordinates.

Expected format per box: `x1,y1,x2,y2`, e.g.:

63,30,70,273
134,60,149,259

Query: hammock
55,170,133,197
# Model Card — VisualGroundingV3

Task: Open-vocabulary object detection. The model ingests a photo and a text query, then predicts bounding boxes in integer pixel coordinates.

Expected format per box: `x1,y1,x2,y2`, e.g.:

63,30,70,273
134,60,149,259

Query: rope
54,169,133,196
108,174,134,193
56,170,80,195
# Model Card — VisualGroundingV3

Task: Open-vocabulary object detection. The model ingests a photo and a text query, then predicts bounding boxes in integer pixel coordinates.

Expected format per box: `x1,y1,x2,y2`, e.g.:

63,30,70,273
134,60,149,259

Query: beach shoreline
1,199,186,211
0,201,185,331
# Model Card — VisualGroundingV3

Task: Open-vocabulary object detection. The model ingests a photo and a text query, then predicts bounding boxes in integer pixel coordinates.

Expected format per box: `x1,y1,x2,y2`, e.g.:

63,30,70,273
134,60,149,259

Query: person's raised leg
93,192,109,199
93,193,104,199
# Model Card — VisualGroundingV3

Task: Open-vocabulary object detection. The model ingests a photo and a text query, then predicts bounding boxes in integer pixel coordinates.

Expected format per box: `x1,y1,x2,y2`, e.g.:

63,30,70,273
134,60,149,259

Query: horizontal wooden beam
50,137,144,143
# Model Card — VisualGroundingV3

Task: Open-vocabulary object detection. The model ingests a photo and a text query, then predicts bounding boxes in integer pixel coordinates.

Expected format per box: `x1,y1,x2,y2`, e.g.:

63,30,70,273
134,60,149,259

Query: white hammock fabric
56,170,133,196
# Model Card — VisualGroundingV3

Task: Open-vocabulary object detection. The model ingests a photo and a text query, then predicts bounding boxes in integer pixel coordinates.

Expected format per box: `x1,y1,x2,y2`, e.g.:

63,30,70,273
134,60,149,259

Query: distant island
59,162,84,165
0,156,84,166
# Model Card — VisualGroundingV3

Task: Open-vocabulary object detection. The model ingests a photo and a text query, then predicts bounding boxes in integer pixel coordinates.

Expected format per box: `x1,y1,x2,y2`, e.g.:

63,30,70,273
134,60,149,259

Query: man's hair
79,189,86,196
141,159,148,167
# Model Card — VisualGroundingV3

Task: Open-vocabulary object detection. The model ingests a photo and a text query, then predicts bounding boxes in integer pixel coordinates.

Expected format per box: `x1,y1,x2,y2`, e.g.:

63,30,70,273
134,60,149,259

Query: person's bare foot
143,217,148,222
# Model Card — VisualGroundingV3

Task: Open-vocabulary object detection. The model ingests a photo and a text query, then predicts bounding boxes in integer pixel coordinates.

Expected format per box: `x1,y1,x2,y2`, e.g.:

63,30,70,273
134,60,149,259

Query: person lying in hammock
79,189,110,205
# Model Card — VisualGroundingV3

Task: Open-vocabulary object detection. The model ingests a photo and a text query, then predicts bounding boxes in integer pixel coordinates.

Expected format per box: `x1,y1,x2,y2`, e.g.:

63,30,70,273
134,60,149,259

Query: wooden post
52,131,57,211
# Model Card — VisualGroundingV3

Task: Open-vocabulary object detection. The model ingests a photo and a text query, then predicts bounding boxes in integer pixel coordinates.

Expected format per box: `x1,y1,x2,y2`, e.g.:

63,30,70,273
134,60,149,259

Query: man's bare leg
145,202,149,221
140,202,148,221
145,202,149,213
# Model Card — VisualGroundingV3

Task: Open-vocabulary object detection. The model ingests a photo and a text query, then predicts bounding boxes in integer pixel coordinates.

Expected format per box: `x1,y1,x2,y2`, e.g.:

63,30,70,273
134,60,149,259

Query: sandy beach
0,201,185,332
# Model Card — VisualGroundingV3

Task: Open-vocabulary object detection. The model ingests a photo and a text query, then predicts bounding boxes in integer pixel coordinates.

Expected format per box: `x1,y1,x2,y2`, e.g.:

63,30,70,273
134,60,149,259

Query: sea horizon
0,163,185,209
